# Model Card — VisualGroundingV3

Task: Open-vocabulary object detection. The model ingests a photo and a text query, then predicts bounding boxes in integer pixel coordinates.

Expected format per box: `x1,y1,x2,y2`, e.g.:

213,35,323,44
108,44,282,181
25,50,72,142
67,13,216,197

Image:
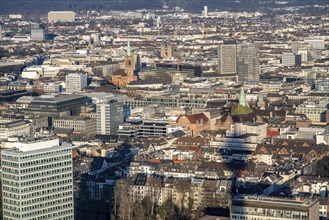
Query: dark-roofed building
23,94,88,119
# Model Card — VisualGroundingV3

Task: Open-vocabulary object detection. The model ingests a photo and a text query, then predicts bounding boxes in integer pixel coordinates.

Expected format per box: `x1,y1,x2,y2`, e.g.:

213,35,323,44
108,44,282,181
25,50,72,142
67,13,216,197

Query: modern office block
65,73,88,93
96,100,123,135
23,94,88,118
218,40,237,74
237,43,260,82
231,195,319,220
1,138,74,220
281,53,296,67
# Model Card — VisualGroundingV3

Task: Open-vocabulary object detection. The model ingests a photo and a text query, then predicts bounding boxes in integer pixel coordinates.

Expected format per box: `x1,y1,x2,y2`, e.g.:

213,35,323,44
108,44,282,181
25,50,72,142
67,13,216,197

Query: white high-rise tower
1,138,74,220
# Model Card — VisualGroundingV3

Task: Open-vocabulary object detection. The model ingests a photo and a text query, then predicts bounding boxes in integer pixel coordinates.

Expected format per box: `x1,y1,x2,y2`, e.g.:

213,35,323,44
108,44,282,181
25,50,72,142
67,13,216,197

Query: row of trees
112,196,192,220
111,181,204,220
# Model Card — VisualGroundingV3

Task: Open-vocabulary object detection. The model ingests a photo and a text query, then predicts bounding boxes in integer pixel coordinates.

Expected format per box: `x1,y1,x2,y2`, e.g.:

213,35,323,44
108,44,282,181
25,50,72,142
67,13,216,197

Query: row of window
21,187,73,201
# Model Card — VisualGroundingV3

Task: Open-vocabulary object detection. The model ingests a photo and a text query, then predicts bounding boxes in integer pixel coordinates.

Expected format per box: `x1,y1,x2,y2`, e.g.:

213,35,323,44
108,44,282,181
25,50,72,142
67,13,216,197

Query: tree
133,196,155,220
115,180,134,220
157,198,181,220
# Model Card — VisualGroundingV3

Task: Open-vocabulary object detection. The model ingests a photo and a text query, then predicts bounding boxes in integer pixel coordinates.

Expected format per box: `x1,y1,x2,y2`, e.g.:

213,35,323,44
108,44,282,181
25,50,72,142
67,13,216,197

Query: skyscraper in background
218,40,237,75
96,100,123,135
203,6,208,17
1,138,74,219
237,43,260,82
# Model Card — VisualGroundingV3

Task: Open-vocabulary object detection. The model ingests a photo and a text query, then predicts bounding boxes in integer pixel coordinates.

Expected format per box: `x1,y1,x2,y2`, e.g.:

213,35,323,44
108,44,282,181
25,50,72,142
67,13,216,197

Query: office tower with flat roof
231,195,319,220
30,23,45,41
1,138,74,220
218,40,237,75
96,100,123,135
202,6,208,17
237,43,260,82
65,73,88,93
281,53,296,67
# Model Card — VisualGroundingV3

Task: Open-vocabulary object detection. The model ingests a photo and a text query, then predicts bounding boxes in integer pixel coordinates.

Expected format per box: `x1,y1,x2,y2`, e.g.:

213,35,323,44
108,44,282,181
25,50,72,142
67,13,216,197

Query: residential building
1,138,74,219
295,101,328,123
0,118,30,140
52,116,96,134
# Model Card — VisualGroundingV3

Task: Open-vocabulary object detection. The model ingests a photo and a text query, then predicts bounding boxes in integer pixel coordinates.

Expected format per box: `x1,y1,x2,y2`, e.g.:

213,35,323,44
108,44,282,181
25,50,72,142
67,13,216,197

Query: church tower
124,41,134,77
112,41,138,87
239,88,246,107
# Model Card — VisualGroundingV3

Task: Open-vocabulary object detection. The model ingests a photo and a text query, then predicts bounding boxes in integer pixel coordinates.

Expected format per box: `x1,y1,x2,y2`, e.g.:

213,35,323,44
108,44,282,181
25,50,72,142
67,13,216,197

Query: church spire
127,40,131,56
239,88,246,107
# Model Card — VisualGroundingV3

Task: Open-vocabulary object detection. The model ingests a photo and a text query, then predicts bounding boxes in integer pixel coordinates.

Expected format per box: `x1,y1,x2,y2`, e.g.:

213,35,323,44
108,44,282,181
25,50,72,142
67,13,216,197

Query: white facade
1,139,74,220
96,101,123,135
281,53,295,67
31,28,45,41
48,11,76,22
305,39,325,50
65,73,88,93
0,118,31,140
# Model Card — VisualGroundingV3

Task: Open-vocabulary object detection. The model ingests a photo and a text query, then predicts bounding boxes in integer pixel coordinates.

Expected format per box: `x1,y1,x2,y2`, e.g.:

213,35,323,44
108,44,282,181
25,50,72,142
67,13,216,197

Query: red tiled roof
267,130,280,137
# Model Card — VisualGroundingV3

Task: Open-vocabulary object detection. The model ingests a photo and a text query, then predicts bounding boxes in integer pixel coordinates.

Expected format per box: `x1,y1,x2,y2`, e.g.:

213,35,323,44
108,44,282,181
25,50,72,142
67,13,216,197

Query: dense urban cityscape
0,0,328,219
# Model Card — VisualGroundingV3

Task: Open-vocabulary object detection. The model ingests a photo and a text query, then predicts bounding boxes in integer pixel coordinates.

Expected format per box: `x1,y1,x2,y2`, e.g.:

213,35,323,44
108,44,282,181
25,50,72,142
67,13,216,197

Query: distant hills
0,0,328,16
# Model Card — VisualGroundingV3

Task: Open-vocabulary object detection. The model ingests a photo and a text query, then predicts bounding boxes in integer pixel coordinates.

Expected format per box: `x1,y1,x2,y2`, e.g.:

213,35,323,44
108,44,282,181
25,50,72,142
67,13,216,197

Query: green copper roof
127,40,131,56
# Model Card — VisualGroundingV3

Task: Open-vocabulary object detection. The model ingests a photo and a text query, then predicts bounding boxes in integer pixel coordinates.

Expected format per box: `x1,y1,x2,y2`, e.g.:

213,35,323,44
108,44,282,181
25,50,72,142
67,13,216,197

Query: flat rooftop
31,94,87,104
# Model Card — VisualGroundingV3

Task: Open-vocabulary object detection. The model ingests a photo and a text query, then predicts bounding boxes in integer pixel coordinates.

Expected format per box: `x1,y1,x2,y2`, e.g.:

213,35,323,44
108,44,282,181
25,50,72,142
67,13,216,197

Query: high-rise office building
96,100,123,135
237,43,260,82
218,40,237,75
202,6,208,17
1,138,74,219
30,23,45,41
65,73,88,93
